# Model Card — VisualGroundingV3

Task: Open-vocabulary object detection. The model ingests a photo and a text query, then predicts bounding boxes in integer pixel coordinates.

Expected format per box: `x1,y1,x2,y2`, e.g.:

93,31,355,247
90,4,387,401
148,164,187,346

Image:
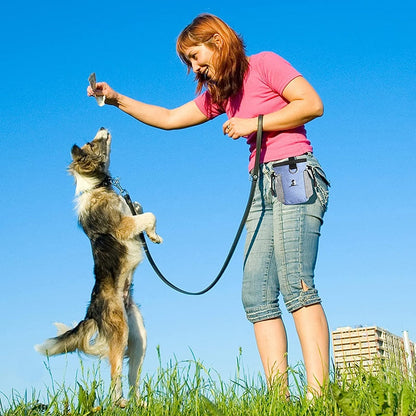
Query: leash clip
111,177,127,195
110,176,141,215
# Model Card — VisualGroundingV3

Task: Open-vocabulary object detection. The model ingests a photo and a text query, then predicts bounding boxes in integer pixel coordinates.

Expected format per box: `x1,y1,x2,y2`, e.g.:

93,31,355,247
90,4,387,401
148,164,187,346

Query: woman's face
184,43,216,80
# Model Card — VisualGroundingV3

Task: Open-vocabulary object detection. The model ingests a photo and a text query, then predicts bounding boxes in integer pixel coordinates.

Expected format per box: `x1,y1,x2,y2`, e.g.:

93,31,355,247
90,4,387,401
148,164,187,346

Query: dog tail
34,319,108,357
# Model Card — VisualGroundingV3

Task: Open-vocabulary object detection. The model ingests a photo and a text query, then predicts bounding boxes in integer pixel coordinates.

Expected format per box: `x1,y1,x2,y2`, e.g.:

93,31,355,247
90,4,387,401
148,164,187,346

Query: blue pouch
271,157,314,205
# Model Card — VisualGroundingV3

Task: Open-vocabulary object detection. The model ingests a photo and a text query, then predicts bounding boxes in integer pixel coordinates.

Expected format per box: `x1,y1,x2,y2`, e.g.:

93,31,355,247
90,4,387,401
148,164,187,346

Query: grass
1,350,415,415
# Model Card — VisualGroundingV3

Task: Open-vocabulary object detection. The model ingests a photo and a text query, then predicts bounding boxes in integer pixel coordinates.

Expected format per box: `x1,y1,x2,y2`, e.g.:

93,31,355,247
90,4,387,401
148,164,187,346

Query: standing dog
35,128,162,406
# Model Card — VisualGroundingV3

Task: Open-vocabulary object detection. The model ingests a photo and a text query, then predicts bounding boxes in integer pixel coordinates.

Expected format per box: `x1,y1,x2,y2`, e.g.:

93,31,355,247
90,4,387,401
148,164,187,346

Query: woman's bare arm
222,76,323,138
88,82,208,130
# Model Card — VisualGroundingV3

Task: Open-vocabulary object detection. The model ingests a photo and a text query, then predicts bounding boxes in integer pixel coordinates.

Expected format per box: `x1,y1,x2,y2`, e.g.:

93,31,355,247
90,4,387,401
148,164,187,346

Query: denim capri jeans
242,153,330,324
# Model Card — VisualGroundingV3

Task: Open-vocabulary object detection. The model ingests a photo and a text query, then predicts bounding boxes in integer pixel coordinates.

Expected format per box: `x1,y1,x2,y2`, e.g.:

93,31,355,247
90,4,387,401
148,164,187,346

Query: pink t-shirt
194,52,313,171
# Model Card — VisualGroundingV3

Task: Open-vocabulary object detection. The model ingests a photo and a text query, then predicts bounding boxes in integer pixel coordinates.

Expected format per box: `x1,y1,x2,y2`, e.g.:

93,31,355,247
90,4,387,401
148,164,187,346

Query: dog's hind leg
126,300,147,402
104,301,129,407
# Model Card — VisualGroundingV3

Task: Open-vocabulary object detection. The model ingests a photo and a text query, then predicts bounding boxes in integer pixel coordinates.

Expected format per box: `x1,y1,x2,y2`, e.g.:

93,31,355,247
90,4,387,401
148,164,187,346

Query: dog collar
78,175,113,196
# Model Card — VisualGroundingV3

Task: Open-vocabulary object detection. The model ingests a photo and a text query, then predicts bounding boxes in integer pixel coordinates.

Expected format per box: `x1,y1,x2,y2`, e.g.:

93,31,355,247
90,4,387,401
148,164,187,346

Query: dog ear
71,144,85,160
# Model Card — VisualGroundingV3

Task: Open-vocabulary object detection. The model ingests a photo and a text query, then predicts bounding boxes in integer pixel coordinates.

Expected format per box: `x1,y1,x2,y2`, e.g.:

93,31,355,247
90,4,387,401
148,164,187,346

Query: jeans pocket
311,166,330,211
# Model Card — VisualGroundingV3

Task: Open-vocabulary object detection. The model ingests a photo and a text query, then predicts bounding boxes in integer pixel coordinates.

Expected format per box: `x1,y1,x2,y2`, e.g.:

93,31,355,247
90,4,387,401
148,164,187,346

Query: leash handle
125,115,264,295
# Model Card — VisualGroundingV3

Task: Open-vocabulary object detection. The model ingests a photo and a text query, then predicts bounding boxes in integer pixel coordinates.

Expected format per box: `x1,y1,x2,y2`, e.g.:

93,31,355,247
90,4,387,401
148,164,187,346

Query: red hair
176,14,248,104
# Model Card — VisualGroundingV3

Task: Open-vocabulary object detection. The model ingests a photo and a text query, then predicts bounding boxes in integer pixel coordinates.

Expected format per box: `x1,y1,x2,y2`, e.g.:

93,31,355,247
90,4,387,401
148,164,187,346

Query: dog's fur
35,128,162,406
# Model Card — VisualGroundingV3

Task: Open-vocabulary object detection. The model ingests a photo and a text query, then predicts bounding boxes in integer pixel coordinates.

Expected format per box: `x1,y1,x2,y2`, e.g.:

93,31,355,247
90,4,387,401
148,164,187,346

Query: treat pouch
271,157,313,205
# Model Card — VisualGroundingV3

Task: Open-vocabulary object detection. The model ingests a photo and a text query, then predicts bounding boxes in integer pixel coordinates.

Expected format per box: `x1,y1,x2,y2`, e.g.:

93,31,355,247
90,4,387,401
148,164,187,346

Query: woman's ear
212,33,224,49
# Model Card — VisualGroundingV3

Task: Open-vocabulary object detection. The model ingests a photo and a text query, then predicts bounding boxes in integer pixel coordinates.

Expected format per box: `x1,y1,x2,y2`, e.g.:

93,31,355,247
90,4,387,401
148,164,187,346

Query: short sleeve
194,91,225,119
259,52,302,95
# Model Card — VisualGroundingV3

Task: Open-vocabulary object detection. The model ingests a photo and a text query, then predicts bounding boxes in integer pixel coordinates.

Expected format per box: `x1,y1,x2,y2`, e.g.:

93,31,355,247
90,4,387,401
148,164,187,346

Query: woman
88,13,330,397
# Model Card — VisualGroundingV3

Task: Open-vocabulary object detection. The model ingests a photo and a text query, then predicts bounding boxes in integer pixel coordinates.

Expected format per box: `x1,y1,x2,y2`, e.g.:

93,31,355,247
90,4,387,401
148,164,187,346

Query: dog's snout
99,127,106,131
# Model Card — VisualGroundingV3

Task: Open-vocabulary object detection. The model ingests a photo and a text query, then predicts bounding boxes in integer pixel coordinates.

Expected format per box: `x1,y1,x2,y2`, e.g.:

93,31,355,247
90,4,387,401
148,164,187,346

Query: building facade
332,326,415,376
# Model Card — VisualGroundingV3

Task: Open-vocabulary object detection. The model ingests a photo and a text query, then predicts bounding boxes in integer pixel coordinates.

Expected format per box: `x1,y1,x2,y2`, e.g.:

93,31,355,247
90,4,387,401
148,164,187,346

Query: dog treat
88,72,105,107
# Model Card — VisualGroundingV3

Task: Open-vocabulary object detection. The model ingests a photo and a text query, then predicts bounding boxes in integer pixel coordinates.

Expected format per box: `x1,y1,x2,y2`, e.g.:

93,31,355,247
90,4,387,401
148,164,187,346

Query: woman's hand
87,81,119,106
223,117,258,139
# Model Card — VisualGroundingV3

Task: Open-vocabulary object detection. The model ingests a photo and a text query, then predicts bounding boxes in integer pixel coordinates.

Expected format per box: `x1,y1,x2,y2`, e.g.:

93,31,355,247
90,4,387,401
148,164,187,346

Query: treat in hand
88,72,106,107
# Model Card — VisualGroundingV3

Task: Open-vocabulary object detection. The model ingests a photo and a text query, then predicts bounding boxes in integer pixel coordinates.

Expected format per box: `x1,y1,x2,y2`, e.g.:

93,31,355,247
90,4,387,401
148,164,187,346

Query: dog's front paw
147,232,163,244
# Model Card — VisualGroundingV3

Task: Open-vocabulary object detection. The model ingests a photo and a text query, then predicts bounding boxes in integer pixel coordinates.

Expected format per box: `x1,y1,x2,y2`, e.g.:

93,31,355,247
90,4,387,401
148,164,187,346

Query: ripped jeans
242,153,329,323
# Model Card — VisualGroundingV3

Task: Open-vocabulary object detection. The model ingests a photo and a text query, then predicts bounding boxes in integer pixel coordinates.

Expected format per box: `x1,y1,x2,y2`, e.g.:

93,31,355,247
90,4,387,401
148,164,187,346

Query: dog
35,128,162,406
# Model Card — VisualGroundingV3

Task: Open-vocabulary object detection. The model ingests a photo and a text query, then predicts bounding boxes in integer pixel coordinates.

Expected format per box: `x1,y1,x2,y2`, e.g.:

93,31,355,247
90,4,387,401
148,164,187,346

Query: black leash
118,115,264,295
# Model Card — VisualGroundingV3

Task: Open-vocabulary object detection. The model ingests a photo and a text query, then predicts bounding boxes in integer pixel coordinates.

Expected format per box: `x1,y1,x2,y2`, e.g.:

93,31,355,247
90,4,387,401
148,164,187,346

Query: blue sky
1,0,415,400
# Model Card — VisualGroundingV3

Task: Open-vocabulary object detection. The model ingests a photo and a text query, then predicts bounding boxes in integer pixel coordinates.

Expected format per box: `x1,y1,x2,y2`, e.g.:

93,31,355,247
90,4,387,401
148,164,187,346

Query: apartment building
331,326,415,376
